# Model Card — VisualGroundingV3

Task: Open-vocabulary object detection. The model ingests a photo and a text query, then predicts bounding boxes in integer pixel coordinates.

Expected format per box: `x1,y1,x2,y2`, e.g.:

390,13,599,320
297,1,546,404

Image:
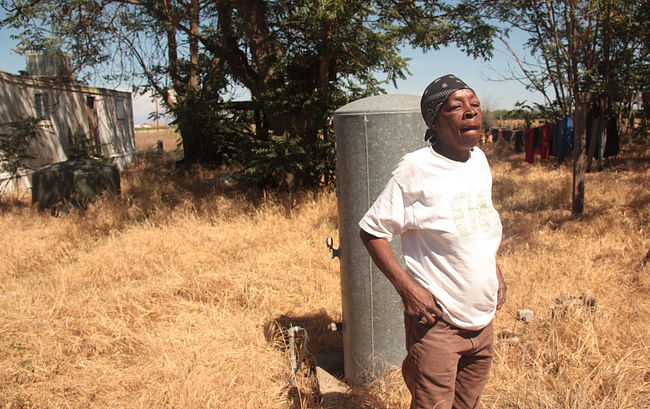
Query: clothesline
485,113,619,165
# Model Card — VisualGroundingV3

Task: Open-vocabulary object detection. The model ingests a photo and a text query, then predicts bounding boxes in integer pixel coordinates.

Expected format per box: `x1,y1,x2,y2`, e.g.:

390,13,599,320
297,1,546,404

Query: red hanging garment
525,128,536,163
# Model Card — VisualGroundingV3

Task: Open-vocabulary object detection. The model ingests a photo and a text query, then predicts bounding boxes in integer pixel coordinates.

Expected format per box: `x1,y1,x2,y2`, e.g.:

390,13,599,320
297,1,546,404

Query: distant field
1,140,649,408
492,118,541,130
134,126,181,153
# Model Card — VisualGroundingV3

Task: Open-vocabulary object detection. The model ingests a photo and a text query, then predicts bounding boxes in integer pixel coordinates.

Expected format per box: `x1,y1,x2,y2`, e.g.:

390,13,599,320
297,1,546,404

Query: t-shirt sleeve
358,177,407,242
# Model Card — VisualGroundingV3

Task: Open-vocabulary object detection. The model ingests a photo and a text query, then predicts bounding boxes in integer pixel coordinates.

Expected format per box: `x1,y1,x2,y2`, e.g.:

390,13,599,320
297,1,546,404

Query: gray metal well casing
333,94,428,384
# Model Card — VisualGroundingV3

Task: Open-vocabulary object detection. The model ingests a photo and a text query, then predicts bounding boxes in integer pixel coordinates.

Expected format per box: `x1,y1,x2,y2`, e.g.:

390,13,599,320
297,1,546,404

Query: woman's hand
401,280,442,325
360,229,441,325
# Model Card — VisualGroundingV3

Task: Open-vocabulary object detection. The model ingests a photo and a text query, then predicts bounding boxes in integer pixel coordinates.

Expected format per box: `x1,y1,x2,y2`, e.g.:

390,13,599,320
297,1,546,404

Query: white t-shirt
359,145,502,330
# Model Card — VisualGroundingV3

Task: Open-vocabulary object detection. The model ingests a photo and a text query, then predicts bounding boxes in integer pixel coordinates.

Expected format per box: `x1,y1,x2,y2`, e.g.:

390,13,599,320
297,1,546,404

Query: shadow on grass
265,310,342,355
266,311,406,409
0,194,32,213
119,158,331,222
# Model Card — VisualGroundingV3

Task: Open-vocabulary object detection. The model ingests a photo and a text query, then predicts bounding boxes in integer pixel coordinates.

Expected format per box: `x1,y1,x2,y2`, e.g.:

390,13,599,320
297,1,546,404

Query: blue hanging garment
552,115,573,158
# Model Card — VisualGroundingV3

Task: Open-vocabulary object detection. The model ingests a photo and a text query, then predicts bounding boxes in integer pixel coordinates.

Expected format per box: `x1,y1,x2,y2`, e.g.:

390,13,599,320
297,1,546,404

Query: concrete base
314,353,350,407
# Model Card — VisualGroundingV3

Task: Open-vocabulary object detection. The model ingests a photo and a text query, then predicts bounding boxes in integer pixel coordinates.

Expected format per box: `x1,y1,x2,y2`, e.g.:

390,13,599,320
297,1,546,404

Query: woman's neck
432,142,471,162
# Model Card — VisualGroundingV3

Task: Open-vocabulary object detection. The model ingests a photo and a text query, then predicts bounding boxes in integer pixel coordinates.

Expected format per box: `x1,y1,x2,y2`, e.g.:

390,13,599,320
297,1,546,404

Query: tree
1,0,496,189
482,0,649,214
0,117,41,195
483,0,649,118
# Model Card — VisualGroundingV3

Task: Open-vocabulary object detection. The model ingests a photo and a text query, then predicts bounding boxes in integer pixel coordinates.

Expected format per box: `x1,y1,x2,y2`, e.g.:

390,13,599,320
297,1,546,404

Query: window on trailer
35,93,49,119
115,99,125,120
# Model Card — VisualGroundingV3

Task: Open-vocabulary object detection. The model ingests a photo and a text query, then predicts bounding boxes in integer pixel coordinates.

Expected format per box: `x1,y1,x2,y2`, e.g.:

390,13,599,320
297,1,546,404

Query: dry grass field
1,137,649,408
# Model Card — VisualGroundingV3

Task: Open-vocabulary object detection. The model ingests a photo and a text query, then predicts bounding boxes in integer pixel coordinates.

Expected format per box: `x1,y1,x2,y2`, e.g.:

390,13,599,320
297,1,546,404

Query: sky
384,43,545,109
0,26,545,125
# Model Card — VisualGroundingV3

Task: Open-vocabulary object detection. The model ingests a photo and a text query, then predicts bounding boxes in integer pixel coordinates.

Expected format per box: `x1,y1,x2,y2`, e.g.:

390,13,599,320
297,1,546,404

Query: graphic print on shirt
450,190,500,240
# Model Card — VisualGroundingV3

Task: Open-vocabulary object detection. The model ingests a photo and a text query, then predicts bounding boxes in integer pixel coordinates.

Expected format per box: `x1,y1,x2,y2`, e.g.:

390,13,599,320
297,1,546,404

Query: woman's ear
424,127,437,142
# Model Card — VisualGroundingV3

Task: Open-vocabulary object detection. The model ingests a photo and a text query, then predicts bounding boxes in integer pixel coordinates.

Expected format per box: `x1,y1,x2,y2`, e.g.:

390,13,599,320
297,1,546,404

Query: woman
359,74,506,409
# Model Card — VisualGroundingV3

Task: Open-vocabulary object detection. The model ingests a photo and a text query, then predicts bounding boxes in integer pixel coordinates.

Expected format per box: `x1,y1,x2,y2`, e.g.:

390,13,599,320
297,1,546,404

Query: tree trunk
572,92,593,215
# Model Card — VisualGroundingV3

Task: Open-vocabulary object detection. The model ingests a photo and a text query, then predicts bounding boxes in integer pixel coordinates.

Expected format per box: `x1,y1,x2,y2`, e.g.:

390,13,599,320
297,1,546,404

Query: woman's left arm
496,264,507,310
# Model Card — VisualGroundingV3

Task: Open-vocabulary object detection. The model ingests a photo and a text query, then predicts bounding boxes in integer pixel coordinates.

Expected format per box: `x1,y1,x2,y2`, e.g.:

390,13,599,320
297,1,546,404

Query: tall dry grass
1,140,649,409
483,142,650,409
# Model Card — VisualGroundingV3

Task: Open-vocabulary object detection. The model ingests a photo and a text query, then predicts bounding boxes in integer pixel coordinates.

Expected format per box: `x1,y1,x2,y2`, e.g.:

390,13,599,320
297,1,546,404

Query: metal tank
332,94,428,384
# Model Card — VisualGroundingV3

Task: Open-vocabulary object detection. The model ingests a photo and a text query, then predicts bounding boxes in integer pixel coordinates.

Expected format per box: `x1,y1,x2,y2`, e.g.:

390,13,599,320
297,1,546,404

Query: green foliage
484,0,649,119
0,117,41,193
9,343,32,371
171,94,250,167
1,0,497,191
241,131,335,191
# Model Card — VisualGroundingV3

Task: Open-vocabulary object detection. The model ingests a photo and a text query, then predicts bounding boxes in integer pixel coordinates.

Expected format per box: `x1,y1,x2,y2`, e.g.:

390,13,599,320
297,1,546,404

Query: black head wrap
421,74,472,142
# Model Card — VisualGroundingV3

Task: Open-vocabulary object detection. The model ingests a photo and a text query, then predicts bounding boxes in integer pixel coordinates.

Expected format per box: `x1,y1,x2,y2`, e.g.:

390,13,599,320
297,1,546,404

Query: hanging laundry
551,115,573,159
540,123,552,160
525,124,552,163
490,128,498,143
604,118,619,158
585,106,619,171
524,128,536,163
586,111,606,167
514,130,525,153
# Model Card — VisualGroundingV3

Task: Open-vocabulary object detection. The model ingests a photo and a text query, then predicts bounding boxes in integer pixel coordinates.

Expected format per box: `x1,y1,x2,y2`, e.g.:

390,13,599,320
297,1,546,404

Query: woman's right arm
359,229,441,324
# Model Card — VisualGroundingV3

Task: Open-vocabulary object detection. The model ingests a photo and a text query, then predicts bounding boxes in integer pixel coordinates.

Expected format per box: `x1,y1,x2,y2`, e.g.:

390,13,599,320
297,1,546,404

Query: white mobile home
0,69,136,194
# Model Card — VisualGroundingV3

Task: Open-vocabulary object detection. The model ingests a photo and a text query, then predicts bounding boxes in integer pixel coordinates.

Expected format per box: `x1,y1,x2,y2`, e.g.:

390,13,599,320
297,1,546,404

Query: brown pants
402,314,494,409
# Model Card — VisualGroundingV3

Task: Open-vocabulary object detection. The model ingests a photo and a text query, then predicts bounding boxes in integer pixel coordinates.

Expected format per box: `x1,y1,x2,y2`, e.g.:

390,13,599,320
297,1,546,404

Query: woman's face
431,88,482,161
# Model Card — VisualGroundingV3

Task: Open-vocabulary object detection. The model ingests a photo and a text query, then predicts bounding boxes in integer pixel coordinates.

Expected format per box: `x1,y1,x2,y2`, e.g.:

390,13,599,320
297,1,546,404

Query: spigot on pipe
288,326,298,387
326,237,341,259
328,322,343,332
